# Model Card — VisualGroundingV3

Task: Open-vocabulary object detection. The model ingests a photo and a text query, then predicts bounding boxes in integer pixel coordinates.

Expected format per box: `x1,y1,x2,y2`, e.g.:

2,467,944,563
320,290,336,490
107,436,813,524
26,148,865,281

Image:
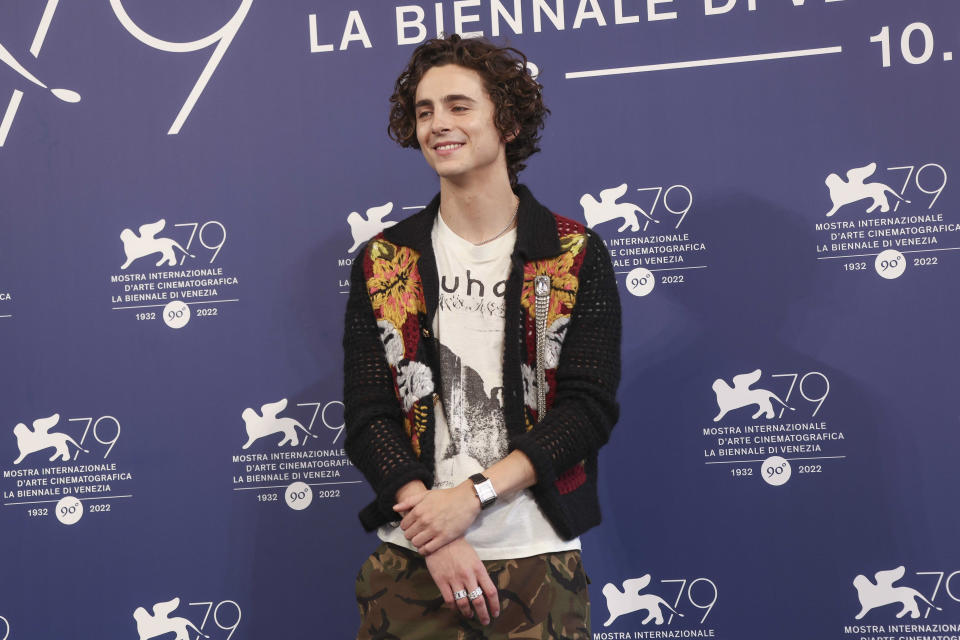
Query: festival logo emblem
3,411,133,524
702,367,847,485
347,202,398,253
133,597,241,640
241,398,317,449
581,184,659,232
814,160,956,280
711,369,794,422
12,413,87,464
844,566,960,640
602,575,683,627
231,398,360,510
0,615,8,640
578,181,704,298
108,217,239,328
336,198,423,293
134,598,204,640
120,220,195,270
600,571,718,635
854,567,942,621
825,163,910,218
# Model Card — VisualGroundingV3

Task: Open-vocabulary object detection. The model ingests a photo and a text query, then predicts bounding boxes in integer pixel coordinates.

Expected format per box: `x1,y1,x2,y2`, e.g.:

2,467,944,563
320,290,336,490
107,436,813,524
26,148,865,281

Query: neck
438,173,517,244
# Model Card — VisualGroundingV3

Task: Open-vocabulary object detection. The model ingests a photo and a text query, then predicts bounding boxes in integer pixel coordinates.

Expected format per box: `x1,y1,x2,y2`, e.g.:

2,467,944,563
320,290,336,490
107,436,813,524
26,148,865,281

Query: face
413,64,508,184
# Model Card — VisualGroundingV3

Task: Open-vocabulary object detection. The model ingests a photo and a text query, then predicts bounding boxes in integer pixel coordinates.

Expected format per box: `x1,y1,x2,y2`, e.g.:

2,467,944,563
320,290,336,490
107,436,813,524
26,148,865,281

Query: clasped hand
394,483,480,555
424,537,499,625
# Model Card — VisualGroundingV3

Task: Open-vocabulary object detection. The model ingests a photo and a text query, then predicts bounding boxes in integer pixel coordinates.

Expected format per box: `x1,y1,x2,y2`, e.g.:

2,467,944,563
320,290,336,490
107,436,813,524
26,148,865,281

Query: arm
342,249,433,530
395,450,536,553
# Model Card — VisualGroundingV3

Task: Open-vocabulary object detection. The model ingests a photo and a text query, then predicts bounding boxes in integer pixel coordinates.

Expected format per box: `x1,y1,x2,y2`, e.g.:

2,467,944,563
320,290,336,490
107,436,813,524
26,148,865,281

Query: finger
404,521,426,542
410,530,433,549
437,582,455,610
466,582,491,626
454,586,473,619
477,570,500,619
420,533,450,555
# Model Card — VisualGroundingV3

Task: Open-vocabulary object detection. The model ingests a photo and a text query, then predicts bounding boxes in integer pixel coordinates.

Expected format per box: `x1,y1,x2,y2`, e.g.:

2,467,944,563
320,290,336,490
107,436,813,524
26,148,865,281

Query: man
344,34,621,639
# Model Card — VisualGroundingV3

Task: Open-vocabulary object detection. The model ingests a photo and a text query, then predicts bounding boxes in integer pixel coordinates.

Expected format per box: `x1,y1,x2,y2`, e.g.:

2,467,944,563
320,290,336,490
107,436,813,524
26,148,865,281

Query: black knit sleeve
509,229,622,484
342,247,433,529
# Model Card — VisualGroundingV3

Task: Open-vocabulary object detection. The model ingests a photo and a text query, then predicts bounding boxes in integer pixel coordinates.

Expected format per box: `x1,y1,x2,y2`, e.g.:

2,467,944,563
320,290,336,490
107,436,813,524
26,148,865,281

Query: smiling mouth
434,143,464,152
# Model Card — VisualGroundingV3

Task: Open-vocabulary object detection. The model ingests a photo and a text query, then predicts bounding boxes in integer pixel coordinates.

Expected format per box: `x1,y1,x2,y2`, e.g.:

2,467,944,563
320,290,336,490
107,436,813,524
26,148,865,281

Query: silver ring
468,587,483,601
453,589,468,600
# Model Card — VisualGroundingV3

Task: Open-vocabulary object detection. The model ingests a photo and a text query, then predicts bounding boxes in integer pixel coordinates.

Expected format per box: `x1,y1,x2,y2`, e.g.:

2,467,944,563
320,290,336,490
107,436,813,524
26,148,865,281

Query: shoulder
547,213,607,266
550,212,587,237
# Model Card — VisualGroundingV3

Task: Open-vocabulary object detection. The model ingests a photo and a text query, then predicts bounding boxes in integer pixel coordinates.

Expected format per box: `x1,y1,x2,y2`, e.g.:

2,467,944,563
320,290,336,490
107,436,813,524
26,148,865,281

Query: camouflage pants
355,542,591,640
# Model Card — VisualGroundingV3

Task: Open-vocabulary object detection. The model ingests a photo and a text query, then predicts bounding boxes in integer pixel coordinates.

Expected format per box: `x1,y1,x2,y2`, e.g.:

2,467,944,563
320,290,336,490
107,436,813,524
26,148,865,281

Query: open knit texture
343,185,621,540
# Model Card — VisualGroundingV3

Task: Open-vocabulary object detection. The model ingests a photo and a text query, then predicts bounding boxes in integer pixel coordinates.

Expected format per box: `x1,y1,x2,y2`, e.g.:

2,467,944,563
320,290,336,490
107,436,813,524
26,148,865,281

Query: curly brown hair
388,34,548,187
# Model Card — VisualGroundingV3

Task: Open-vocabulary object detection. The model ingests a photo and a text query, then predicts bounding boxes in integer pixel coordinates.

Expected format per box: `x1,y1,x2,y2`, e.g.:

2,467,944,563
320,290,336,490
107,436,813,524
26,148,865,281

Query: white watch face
475,480,497,504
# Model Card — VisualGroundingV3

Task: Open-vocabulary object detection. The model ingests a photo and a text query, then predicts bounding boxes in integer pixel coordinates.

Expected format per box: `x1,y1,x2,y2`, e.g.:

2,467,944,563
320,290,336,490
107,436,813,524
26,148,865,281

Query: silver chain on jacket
533,275,551,420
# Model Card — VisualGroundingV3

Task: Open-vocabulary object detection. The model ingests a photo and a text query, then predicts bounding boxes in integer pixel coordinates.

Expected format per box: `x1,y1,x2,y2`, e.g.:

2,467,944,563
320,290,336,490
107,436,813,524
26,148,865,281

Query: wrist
396,480,428,504
467,473,498,510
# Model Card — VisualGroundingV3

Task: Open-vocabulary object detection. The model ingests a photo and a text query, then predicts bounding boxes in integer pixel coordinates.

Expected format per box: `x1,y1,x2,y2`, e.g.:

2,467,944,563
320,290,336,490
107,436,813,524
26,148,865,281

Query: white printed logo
13,413,88,464
0,2,82,147
55,495,83,525
11,412,121,466
347,202,397,253
4,413,128,517
134,598,240,640
121,220,195,270
854,567,943,620
578,182,702,291
825,163,910,217
134,598,204,640
0,615,9,640
241,398,318,449
580,183,693,233
2,1,251,147
0,41,78,103
581,184,659,231
109,0,253,135
603,575,682,627
602,574,717,628
109,218,234,319
711,369,794,422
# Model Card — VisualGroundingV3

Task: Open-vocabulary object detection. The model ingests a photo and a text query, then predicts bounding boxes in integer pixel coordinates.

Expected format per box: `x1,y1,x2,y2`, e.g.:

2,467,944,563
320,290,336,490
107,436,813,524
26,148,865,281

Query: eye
417,110,431,119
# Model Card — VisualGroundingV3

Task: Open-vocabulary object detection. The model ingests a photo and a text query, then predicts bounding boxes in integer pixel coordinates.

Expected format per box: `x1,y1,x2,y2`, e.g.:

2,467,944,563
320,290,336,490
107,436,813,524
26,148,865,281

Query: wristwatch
469,473,497,509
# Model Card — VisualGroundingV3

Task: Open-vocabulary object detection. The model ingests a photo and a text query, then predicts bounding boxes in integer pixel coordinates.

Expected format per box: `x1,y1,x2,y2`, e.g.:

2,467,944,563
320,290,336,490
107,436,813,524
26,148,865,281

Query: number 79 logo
0,0,253,147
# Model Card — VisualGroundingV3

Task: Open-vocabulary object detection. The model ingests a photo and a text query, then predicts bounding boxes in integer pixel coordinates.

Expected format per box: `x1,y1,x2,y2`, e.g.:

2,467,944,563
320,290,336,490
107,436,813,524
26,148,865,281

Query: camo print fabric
356,542,591,639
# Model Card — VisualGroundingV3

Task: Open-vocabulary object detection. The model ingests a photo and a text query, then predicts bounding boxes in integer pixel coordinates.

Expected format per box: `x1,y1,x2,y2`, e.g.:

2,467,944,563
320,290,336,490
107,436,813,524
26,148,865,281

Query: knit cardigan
342,185,621,540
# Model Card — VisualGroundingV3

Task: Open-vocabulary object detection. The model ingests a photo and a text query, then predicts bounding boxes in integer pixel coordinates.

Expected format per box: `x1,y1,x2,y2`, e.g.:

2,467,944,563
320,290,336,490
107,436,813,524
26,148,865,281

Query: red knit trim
555,463,586,495
553,213,586,236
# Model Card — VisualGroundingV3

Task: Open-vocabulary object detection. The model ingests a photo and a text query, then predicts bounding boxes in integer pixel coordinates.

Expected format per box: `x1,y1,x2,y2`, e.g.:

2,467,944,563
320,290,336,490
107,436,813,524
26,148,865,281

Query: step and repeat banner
1,1,957,638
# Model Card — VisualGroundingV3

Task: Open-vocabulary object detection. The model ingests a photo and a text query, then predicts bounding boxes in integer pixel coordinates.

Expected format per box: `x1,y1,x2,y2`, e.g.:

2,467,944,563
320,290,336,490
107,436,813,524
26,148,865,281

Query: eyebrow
414,94,477,109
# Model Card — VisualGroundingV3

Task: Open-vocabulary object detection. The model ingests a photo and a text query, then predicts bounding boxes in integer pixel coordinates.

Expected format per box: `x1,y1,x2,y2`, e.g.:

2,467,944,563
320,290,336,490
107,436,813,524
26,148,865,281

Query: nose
431,108,452,135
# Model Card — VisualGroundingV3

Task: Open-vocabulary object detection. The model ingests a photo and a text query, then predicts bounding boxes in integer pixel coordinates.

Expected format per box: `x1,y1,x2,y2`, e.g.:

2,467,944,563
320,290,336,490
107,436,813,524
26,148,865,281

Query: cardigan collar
382,184,564,261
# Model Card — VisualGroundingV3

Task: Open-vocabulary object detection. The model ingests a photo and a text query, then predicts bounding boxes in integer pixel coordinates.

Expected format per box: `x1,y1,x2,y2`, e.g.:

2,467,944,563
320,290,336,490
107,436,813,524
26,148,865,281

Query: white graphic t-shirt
379,212,580,560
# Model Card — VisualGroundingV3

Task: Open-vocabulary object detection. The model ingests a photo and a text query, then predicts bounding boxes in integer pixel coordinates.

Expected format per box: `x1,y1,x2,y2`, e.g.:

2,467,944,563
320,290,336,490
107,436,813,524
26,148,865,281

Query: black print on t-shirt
441,270,508,297
438,342,508,469
438,293,506,318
